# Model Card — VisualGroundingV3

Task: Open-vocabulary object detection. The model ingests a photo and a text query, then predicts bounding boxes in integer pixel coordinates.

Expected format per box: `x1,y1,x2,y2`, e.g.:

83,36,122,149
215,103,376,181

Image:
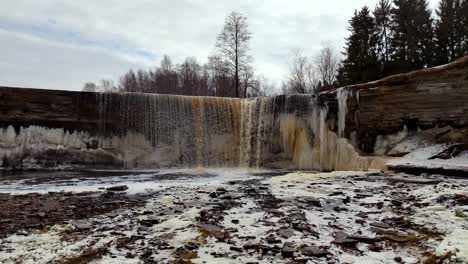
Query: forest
83,0,468,96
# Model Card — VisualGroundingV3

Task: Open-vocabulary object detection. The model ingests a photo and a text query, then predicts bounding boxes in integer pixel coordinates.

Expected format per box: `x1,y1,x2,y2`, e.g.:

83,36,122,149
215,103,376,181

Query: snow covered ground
0,169,467,263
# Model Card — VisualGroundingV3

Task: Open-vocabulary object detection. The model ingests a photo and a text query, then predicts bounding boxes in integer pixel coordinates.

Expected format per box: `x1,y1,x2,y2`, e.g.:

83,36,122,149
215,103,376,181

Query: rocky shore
0,170,467,263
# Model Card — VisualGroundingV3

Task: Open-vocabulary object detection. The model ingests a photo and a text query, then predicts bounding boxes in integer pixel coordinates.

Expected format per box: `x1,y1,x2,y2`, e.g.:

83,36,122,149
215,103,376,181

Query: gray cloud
0,0,441,91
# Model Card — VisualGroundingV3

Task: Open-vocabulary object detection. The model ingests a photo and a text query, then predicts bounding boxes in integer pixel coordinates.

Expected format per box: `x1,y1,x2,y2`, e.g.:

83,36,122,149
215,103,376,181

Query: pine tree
374,0,393,76
390,0,434,72
337,7,380,86
434,0,464,64
462,0,468,56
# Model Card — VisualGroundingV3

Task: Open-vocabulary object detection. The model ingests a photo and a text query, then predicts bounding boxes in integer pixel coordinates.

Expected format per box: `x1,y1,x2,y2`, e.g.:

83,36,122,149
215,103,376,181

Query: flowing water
0,92,385,171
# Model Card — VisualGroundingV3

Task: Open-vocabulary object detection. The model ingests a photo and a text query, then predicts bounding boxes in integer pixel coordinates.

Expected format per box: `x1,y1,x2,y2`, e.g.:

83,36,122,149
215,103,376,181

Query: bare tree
240,64,259,97
99,79,117,93
156,55,178,94
314,45,340,87
179,57,205,96
82,82,98,92
286,49,317,94
207,55,234,97
216,11,252,98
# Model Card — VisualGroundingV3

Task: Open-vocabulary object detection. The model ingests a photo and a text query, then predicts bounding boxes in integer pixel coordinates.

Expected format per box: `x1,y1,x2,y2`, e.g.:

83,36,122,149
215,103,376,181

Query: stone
266,235,282,244
369,222,391,229
301,246,327,257
332,231,358,248
106,185,129,192
276,228,295,239
139,219,160,227
230,246,243,252
281,242,295,258
429,144,464,160
69,220,92,230
348,234,378,244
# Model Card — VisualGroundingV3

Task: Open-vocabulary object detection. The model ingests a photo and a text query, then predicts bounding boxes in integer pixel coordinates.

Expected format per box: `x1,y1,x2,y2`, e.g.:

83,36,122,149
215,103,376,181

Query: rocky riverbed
0,169,467,264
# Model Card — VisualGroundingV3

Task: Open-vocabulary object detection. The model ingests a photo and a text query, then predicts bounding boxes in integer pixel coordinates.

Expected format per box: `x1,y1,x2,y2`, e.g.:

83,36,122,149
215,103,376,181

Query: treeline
84,0,468,96
337,0,468,86
84,12,272,97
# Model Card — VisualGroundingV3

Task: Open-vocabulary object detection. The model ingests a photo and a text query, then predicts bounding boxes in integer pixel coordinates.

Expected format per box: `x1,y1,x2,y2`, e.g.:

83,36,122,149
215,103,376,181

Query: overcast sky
0,0,440,91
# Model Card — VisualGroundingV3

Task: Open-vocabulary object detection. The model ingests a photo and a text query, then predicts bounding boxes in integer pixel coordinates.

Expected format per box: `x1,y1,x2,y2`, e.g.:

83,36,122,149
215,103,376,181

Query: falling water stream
0,91,385,171
93,92,385,170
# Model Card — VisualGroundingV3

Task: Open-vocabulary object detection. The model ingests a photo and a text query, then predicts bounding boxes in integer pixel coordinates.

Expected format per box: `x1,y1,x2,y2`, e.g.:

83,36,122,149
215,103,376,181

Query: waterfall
0,91,386,171
93,91,387,170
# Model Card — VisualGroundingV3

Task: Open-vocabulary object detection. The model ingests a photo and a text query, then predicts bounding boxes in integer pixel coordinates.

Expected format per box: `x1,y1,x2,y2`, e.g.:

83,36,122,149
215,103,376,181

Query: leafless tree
179,57,207,96
155,55,178,94
286,49,318,94
207,55,234,97
119,70,138,93
240,64,260,97
99,79,117,93
82,82,98,92
216,11,252,98
314,45,340,87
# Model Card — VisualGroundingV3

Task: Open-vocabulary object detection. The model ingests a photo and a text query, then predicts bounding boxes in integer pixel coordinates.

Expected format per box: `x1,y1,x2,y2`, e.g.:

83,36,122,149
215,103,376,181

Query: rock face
338,56,468,154
0,87,105,134
0,56,467,171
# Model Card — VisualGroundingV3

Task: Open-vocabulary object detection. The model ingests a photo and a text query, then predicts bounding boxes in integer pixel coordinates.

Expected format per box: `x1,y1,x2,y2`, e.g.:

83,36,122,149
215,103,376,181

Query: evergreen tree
374,0,393,76
337,7,380,86
434,0,464,64
462,0,468,55
390,0,434,72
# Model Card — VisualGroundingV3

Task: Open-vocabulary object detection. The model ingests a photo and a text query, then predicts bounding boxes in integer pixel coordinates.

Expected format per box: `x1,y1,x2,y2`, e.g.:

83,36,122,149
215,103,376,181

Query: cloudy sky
0,0,440,91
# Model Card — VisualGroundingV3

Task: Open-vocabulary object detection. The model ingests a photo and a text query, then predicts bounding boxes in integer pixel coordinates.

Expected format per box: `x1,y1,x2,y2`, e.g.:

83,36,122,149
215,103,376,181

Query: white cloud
0,0,441,91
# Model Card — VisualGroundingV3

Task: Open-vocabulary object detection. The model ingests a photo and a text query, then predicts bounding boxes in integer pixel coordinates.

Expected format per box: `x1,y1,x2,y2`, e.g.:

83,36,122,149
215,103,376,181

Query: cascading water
0,90,386,171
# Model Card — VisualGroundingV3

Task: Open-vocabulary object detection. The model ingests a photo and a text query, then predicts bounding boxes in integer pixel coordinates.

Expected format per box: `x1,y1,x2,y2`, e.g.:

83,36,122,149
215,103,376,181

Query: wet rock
386,177,443,185
16,230,28,236
370,222,391,229
69,220,92,230
281,242,295,258
277,228,295,239
391,199,404,206
298,197,322,207
230,246,243,252
266,235,282,244
219,193,243,200
288,211,307,222
342,196,351,204
243,243,257,250
184,242,199,250
106,185,129,192
216,187,228,194
429,144,464,160
301,245,327,257
139,219,160,227
348,234,378,244
332,231,358,248
199,224,229,241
